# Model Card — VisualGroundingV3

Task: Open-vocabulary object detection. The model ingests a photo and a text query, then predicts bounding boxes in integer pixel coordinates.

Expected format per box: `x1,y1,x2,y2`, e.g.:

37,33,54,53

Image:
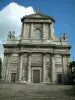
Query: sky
0,0,75,61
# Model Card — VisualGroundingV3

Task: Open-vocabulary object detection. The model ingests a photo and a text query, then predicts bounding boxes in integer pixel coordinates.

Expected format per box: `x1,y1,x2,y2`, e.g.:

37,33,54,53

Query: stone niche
22,54,28,81
10,53,19,73
45,54,51,82
55,55,62,64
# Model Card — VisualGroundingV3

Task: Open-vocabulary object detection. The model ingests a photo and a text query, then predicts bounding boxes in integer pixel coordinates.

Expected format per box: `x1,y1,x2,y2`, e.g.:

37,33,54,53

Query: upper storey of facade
6,9,68,45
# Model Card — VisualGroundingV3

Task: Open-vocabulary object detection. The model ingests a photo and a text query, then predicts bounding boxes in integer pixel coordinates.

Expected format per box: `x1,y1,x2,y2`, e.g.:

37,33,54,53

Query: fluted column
52,54,56,83
27,53,31,83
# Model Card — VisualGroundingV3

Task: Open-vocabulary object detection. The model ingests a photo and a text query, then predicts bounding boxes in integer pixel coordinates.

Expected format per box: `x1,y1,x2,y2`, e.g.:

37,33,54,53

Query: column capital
61,53,70,57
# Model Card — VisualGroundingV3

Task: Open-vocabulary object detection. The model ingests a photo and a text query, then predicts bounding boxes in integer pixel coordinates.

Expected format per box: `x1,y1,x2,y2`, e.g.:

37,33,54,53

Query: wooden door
57,74,62,84
33,70,40,83
11,73,16,82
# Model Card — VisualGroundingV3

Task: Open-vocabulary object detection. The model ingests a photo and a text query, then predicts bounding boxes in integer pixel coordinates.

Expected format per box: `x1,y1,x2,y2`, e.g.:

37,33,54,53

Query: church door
11,73,16,82
33,70,40,83
57,74,62,84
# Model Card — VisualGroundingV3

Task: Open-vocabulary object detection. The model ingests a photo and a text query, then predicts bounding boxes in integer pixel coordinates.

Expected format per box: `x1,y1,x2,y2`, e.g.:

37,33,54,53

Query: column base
42,81,50,84
19,80,27,83
27,80,31,83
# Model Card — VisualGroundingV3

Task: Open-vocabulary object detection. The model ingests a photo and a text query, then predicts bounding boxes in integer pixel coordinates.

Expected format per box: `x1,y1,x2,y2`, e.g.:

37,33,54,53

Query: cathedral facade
2,10,71,84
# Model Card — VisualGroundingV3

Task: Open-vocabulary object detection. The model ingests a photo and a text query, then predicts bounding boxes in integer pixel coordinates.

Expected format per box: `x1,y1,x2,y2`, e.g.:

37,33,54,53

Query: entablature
23,19,52,23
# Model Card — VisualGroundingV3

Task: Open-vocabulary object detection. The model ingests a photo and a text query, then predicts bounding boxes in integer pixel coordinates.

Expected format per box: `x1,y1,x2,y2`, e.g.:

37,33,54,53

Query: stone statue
60,33,63,40
60,33,67,41
63,33,67,40
7,31,15,41
12,31,15,37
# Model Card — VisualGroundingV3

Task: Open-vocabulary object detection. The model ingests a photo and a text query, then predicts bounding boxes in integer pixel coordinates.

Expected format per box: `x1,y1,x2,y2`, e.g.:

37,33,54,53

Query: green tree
69,61,75,84
0,57,2,79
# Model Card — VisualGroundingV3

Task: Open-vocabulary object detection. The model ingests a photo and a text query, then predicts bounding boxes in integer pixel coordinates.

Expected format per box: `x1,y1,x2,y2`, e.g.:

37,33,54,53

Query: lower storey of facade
2,53,70,84
10,67,66,84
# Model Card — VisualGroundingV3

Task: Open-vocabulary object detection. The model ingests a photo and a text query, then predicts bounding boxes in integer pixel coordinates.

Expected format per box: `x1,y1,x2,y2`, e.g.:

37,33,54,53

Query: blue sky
0,0,75,60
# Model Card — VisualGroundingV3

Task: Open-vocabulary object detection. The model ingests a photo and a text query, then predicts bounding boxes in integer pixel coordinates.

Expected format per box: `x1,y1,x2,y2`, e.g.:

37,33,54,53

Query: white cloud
0,2,35,59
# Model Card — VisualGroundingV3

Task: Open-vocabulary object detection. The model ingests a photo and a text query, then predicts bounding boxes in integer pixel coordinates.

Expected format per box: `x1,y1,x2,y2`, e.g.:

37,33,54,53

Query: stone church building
2,9,71,84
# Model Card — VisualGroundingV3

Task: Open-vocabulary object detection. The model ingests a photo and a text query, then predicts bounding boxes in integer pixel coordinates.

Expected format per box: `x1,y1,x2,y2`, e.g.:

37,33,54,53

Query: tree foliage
69,61,75,84
69,61,75,67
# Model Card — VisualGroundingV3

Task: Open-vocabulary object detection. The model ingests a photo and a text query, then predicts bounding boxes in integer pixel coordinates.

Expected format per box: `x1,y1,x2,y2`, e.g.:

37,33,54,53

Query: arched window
34,29,41,40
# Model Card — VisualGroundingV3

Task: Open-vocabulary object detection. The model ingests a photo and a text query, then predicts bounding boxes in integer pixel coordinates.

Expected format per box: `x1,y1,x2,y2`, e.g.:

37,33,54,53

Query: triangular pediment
21,12,55,22
28,14,45,18
25,13,49,18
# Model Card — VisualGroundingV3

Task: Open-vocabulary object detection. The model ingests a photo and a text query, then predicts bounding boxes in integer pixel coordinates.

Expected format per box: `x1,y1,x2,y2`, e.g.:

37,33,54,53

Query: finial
37,8,40,13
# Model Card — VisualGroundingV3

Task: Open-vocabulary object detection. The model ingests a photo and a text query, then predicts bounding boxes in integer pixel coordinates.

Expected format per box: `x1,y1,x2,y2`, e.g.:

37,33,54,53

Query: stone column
49,24,51,39
52,54,56,83
27,53,31,83
50,23,55,40
22,67,26,81
67,54,71,83
19,54,23,81
5,54,11,82
23,23,27,39
61,54,65,83
7,54,11,82
43,24,46,40
43,54,46,83
62,54,69,84
21,23,24,38
31,23,33,39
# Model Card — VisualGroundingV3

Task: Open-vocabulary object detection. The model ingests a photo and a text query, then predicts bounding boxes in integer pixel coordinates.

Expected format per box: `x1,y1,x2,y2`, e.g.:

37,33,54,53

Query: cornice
3,43,71,50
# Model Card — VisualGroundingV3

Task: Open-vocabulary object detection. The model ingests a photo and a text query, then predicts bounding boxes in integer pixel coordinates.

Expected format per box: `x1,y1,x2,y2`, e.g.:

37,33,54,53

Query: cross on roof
37,8,40,13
